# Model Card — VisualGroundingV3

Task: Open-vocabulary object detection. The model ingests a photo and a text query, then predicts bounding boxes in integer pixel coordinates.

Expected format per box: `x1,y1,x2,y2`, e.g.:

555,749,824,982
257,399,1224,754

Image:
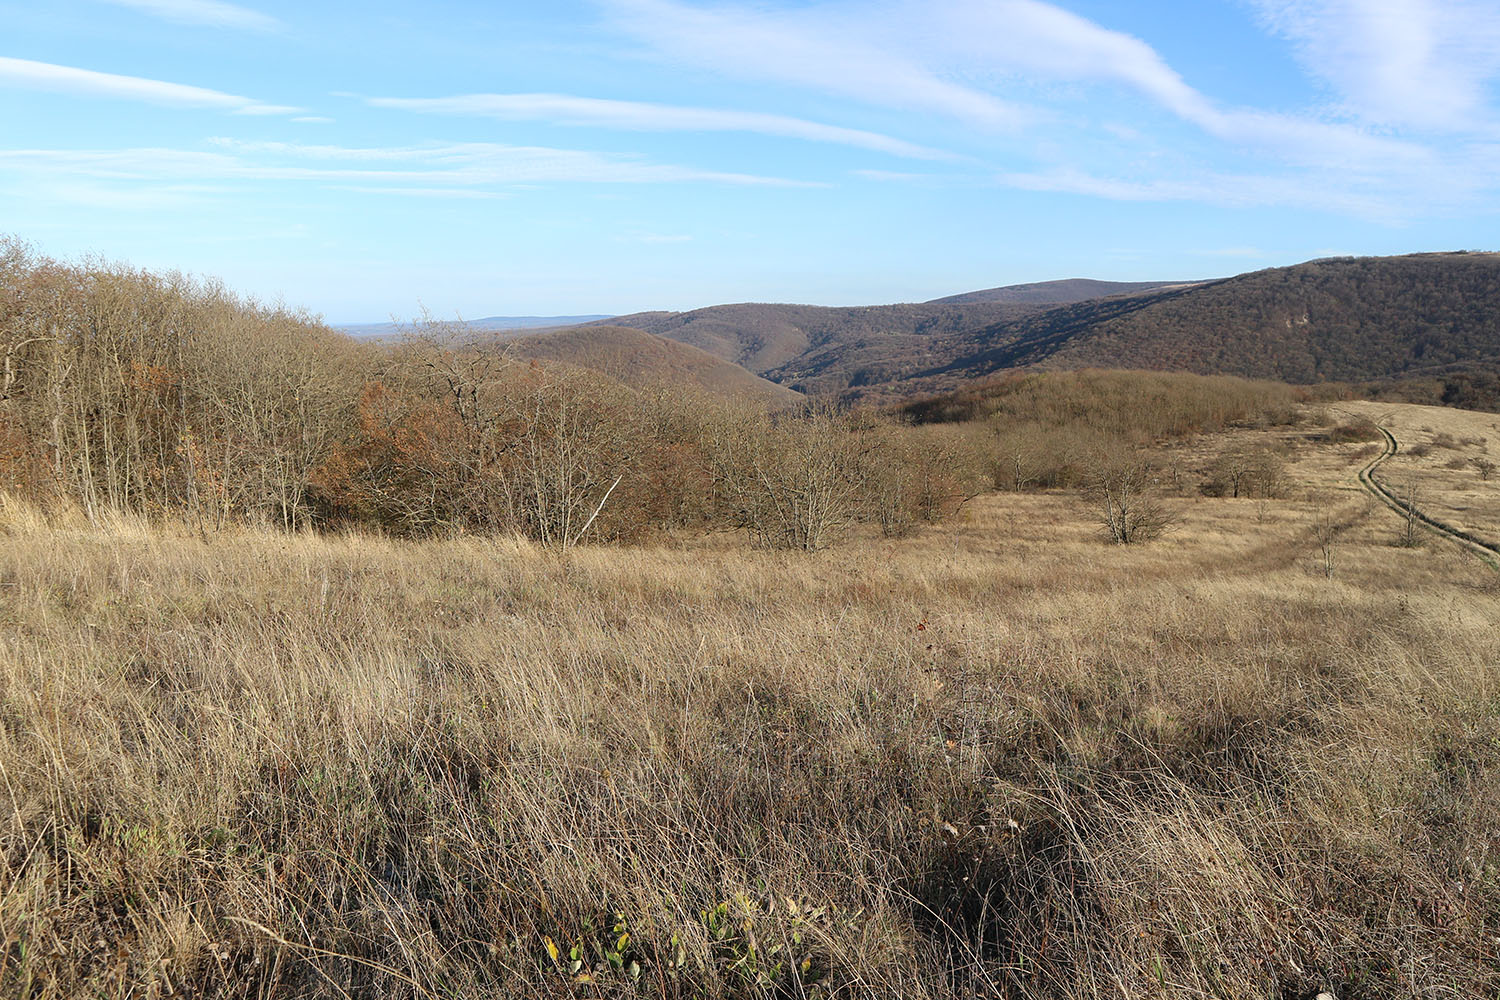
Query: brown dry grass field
1338,400,1500,548
2,401,1499,1000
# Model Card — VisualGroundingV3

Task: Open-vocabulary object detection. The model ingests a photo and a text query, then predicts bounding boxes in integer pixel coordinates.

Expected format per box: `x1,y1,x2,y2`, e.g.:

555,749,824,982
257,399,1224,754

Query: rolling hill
927,277,1194,305
589,279,1199,380
601,253,1500,402
889,252,1500,394
503,325,802,405
591,301,1039,375
338,314,614,339
346,253,1500,409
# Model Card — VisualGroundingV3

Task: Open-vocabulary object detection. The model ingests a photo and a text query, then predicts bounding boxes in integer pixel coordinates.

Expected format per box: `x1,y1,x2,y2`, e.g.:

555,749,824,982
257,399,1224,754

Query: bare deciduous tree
1085,455,1176,544
1312,508,1339,577
1205,445,1286,499
706,402,879,551
1397,479,1423,548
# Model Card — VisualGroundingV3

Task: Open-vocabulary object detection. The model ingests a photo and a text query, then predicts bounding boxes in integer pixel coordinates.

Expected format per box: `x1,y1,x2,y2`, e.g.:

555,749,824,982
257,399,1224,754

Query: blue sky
3,0,1499,322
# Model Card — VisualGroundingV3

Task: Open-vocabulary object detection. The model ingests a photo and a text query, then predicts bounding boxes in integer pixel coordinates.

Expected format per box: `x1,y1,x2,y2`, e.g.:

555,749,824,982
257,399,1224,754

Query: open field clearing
2,403,1499,1000
1338,400,1500,549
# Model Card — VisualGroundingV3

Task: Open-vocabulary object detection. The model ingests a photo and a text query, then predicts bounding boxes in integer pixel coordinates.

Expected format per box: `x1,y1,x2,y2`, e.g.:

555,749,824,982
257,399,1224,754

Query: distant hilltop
926,277,1193,305
581,252,1500,402
333,251,1500,410
337,315,615,339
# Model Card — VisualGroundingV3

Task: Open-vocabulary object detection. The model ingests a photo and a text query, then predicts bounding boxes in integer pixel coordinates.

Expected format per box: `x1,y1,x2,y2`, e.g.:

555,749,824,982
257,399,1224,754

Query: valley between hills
354,252,1500,411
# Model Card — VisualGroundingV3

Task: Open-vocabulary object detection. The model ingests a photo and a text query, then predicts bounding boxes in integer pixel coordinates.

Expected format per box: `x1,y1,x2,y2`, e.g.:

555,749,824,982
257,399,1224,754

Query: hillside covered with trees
503,325,801,404
0,238,992,548
592,301,1037,374
0,237,1320,550
921,252,1500,388
596,253,1500,406
926,277,1191,305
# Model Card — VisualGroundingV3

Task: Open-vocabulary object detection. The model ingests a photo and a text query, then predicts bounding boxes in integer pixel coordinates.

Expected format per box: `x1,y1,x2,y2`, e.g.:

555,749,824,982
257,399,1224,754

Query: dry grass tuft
3,409,1499,999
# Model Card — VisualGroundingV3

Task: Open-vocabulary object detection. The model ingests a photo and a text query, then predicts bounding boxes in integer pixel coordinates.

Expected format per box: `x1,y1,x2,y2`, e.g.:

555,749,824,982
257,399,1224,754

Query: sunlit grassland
2,410,1498,1000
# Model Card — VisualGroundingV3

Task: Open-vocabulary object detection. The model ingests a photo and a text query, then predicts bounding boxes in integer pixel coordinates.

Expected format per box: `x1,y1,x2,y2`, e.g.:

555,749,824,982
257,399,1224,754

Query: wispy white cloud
602,0,1030,129
851,169,930,182
995,166,1398,218
0,56,299,115
0,140,820,190
602,0,1429,168
368,92,956,161
334,186,511,200
97,0,281,32
927,0,1427,167
232,103,303,116
1248,0,1500,132
15,181,225,212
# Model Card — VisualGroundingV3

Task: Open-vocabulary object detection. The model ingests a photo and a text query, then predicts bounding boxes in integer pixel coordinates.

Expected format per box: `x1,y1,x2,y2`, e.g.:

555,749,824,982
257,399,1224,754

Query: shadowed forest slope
593,301,1037,374
912,252,1500,389
601,254,1500,404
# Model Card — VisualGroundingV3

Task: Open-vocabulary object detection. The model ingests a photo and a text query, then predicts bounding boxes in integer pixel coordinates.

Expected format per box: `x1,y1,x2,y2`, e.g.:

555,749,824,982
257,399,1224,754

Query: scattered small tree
1472,457,1496,481
1312,508,1339,578
1396,479,1423,548
1085,454,1175,544
706,403,878,551
994,434,1043,493
1204,445,1286,498
871,424,987,537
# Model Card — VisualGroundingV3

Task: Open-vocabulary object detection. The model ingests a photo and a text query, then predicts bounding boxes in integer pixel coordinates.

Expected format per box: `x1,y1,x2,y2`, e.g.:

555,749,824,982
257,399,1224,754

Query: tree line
2,239,1318,549
0,239,992,548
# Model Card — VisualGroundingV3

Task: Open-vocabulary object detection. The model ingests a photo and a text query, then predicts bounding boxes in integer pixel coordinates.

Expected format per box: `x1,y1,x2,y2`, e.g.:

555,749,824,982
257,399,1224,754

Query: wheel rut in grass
1357,421,1500,569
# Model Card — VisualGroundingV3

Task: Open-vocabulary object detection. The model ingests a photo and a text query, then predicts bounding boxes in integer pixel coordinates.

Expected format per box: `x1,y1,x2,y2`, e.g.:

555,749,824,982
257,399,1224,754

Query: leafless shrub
1203,445,1287,498
1084,453,1176,543
868,423,988,537
1326,417,1383,443
0,238,369,529
904,368,1305,438
704,402,880,550
1395,479,1424,548
991,423,1127,492
1312,507,1340,577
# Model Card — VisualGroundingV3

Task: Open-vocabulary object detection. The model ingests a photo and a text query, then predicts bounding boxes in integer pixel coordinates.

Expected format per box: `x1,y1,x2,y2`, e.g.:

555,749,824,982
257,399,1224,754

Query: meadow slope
1,404,1498,1000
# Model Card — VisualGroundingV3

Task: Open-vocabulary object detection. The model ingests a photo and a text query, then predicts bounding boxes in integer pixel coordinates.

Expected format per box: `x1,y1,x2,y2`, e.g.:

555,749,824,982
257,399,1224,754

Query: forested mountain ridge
927,277,1193,305
591,301,1038,374
768,282,1208,395
594,253,1500,401
894,251,1500,393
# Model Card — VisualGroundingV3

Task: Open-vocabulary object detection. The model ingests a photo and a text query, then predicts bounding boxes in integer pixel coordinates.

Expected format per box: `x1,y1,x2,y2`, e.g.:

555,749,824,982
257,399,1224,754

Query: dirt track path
1357,422,1500,569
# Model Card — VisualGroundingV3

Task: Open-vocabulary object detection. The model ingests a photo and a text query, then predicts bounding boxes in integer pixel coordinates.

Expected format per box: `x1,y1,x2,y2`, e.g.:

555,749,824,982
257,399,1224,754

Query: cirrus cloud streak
368,92,958,161
96,0,281,32
0,56,299,115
